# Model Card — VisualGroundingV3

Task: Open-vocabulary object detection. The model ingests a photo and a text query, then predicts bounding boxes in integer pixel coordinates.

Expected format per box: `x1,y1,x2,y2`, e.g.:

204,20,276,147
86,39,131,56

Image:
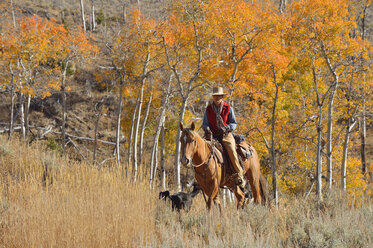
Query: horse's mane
182,128,202,139
181,128,209,152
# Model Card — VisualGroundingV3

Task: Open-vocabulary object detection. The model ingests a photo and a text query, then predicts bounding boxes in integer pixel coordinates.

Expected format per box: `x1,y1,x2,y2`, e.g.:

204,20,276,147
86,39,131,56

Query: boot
234,172,246,189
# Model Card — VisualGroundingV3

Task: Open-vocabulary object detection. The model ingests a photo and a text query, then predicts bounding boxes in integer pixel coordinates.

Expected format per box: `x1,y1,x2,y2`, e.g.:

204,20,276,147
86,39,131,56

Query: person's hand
204,127,212,140
205,126,211,133
218,125,230,135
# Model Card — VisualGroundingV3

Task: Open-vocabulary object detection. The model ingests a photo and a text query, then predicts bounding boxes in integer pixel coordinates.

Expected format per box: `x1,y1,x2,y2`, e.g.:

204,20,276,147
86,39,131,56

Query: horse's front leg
213,197,222,214
207,197,214,211
206,180,220,212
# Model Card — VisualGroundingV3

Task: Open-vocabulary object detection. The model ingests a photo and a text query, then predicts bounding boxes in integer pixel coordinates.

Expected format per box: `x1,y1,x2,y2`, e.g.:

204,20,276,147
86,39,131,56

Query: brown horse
179,122,267,211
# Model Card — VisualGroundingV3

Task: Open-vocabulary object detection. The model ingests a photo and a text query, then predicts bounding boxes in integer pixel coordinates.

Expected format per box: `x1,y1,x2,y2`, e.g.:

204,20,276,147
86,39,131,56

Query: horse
179,122,267,211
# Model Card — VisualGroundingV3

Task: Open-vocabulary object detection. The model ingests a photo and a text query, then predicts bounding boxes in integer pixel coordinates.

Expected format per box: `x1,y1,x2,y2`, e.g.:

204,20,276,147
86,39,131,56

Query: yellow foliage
41,91,51,99
346,157,367,205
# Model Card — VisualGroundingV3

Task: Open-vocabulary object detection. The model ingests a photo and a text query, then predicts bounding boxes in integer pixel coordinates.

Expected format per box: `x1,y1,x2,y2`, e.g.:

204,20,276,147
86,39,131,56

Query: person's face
212,95,224,106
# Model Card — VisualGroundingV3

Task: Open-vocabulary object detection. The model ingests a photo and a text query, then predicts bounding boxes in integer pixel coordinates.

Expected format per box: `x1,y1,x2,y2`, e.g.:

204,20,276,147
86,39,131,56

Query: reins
191,142,213,168
191,138,221,186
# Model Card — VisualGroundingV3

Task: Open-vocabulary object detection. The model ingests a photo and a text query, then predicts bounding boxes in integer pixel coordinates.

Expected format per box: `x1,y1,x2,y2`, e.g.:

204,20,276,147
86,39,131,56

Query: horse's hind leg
231,186,245,209
259,174,268,206
245,168,262,205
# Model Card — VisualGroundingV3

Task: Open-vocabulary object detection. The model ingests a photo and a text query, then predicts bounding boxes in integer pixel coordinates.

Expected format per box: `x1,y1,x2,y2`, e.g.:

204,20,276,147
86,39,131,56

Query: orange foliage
1,0,370,200
0,15,97,97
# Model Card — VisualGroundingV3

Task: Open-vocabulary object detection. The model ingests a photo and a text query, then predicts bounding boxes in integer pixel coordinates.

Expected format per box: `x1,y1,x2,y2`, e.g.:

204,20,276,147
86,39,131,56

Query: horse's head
179,122,197,168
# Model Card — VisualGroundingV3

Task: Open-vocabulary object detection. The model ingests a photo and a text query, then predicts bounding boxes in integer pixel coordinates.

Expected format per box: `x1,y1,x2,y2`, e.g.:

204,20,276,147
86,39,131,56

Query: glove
218,125,230,135
204,127,212,140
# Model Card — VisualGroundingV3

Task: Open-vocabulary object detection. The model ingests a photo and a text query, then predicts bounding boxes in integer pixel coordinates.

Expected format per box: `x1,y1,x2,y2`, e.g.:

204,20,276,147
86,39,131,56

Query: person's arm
226,107,237,131
202,110,210,131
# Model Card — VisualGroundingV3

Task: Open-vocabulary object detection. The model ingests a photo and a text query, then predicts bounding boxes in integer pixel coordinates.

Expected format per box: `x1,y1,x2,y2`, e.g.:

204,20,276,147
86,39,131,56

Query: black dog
159,182,201,212
159,190,170,201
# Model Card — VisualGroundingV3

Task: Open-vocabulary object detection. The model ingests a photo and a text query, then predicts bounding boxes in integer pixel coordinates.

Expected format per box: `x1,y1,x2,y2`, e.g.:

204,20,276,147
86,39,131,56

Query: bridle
181,130,214,168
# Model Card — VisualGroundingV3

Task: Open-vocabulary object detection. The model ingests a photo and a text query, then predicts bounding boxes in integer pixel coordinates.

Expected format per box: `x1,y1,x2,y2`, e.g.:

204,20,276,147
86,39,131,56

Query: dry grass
1,135,372,247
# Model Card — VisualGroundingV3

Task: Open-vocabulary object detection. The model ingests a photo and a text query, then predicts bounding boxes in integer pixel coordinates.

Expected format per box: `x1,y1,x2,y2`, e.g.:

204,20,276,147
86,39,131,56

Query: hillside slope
0,135,372,247
0,0,372,189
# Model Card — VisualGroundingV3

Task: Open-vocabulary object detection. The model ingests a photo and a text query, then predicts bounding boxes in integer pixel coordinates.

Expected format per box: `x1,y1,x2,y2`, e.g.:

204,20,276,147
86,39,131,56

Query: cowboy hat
211,86,228,96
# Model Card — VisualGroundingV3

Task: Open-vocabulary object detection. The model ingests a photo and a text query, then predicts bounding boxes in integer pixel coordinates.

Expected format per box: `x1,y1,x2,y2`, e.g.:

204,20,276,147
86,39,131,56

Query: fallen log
0,124,116,146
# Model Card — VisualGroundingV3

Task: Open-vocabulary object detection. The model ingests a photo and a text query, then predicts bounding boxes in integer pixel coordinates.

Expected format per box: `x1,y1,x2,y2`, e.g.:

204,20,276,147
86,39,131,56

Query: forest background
0,0,372,247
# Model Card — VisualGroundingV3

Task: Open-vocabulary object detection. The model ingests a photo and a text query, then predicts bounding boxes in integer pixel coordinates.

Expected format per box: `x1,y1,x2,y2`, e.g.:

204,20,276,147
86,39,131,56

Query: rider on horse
202,86,246,189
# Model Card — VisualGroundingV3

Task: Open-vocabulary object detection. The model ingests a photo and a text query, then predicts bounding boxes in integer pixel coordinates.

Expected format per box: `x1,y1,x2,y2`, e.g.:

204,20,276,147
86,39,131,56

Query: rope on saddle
212,146,221,187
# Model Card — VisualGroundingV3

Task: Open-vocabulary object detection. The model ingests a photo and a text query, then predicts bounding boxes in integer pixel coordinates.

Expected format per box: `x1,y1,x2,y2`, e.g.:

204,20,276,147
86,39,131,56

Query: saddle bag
233,133,253,159
236,144,253,160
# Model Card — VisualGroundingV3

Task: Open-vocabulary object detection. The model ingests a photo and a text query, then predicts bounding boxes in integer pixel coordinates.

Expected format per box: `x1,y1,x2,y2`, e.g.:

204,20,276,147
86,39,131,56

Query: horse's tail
259,173,268,206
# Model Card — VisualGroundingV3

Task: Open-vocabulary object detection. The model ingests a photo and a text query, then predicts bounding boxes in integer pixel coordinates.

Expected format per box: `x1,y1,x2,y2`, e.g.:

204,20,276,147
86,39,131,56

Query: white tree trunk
326,87,337,190
132,46,149,179
160,124,166,189
358,4,369,181
360,103,367,175
139,92,152,167
9,64,15,140
24,94,31,139
80,0,86,31
19,93,25,140
174,98,188,190
316,104,323,201
271,65,279,208
122,4,127,23
150,140,158,189
91,0,95,31
115,79,124,168
322,45,339,190
279,0,287,13
150,116,166,188
61,62,68,155
312,58,326,201
10,0,16,28
133,86,144,181
93,103,103,163
127,99,138,169
134,52,150,173
150,76,172,188
341,118,357,191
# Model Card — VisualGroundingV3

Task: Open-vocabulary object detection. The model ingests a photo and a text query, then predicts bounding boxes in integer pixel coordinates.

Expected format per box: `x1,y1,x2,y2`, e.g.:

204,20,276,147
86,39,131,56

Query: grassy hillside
0,136,372,247
1,1,373,246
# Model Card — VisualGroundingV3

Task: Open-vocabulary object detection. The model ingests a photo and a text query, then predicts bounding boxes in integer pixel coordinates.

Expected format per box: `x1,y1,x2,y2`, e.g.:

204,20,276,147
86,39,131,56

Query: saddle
236,142,253,161
205,134,253,176
234,133,253,160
